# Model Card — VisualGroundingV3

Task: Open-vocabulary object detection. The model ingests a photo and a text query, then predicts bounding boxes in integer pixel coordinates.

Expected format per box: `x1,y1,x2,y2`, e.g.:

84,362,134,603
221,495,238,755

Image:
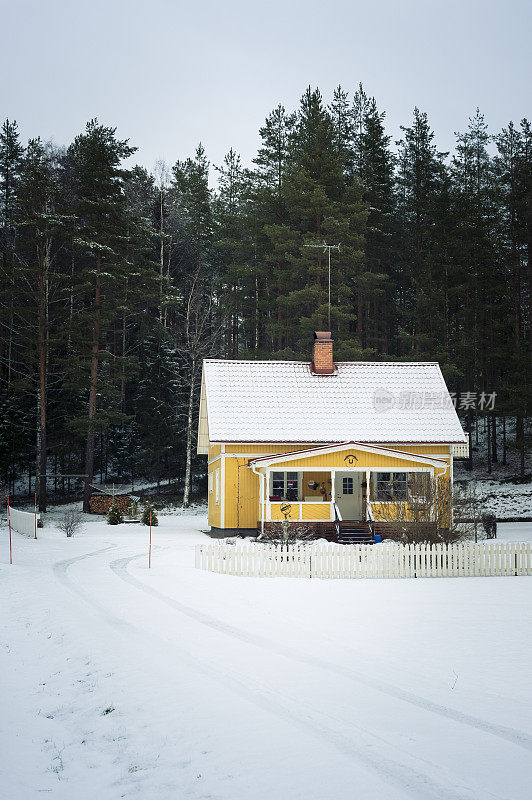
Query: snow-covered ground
1,509,532,800
461,479,532,519
454,416,531,518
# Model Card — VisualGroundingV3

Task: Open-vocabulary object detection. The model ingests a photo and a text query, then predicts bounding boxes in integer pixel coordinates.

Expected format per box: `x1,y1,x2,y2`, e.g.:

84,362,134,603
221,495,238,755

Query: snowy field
1,510,532,800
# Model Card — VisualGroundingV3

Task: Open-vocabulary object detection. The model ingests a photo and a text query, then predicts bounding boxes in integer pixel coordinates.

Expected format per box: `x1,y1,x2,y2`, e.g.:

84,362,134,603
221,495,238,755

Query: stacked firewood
89,494,134,515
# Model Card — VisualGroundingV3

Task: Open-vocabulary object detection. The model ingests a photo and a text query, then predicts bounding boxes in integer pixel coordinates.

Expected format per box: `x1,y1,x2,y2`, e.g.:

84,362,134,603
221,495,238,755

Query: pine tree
171,144,219,506
395,108,449,359
107,502,123,525
357,96,396,352
493,118,532,475
133,333,179,486
329,85,355,179
352,84,371,179
67,120,136,512
17,138,67,511
0,119,24,394
451,110,499,393
141,501,158,526
252,104,296,352
274,87,367,357
254,104,296,204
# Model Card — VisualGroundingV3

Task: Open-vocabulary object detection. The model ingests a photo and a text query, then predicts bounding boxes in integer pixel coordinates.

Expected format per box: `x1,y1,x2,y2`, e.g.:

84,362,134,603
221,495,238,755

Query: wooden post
149,511,152,568
34,493,37,540
7,497,12,565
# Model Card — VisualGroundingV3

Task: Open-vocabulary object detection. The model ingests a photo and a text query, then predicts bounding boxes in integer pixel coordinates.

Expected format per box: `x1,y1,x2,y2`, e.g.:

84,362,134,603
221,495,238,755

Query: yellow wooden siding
213,442,450,457
302,502,331,520
270,503,292,521
262,448,442,471
209,444,222,459
224,458,260,529
220,443,315,455
207,444,451,529
302,471,331,497
269,501,332,521
386,444,450,457
208,459,221,528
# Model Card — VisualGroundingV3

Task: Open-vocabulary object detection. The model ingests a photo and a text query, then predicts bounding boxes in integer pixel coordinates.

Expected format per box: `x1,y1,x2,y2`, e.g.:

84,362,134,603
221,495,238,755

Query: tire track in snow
54,545,478,800
110,551,532,755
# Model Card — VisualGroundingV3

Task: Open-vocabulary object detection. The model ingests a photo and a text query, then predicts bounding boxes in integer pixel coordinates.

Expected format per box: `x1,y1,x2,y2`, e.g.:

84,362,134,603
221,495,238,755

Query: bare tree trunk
255,276,259,351
83,254,102,513
36,241,50,512
486,413,492,474
67,254,75,351
120,279,128,410
491,414,498,463
466,413,473,471
516,414,525,479
502,415,507,465
6,294,13,391
159,187,164,322
182,358,196,507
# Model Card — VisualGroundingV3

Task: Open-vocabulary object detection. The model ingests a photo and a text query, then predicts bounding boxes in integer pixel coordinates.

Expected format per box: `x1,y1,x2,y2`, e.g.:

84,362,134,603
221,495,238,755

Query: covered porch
248,442,449,538
259,468,371,524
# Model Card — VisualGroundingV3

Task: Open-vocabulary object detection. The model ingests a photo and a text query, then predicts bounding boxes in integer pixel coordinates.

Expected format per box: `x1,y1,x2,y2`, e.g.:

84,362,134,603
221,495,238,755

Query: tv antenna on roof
303,242,340,330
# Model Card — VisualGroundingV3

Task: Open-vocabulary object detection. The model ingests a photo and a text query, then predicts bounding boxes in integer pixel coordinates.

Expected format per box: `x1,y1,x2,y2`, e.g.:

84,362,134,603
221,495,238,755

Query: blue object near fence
374,534,382,543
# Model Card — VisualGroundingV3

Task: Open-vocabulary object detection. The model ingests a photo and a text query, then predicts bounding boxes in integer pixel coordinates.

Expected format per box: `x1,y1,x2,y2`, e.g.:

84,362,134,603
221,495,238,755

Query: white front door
335,472,363,520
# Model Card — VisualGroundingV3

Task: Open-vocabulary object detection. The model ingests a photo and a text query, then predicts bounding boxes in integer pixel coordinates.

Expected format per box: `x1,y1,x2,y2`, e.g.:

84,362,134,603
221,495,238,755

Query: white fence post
195,541,532,579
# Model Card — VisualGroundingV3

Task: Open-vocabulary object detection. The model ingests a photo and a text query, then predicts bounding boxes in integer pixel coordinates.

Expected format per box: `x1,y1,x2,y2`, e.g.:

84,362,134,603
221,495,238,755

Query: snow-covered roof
200,359,466,447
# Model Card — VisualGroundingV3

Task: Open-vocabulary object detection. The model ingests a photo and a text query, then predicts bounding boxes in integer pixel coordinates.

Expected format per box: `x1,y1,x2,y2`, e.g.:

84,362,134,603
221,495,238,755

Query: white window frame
215,468,220,505
342,476,354,495
375,471,409,501
269,471,300,500
208,472,213,494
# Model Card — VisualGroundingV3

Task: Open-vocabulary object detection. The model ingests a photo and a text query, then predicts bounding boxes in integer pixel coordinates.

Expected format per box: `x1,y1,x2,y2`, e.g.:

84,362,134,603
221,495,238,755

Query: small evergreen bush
141,503,158,526
107,503,123,525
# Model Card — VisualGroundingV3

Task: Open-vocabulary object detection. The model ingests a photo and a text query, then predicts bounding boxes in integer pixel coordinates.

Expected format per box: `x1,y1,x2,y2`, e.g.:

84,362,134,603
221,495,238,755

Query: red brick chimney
312,331,334,375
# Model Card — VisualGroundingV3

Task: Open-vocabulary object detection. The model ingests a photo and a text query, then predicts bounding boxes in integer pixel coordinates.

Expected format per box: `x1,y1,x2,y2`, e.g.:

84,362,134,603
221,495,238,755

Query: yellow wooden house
198,332,468,541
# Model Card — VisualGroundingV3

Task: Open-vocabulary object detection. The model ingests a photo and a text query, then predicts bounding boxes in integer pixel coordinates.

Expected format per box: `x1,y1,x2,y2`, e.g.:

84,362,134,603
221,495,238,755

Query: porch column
266,468,270,523
365,469,370,519
259,470,265,535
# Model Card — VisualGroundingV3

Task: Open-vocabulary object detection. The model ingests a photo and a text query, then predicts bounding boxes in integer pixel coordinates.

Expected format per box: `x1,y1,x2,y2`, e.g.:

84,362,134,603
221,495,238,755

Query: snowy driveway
1,513,532,799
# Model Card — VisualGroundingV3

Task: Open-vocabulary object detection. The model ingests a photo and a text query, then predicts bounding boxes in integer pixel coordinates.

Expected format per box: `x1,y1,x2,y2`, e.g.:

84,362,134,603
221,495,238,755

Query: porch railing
267,500,334,523
366,498,374,539
333,501,342,539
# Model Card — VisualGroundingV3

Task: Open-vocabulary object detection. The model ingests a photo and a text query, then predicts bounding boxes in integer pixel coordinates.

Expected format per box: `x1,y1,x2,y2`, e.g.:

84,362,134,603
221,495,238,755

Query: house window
272,472,285,496
215,468,220,505
270,471,299,500
342,477,354,494
208,472,213,494
375,472,408,501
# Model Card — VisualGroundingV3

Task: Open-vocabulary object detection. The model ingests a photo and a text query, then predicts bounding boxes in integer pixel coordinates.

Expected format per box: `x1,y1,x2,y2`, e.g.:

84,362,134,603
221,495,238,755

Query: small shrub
107,503,123,525
58,510,84,537
258,520,313,544
141,503,158,526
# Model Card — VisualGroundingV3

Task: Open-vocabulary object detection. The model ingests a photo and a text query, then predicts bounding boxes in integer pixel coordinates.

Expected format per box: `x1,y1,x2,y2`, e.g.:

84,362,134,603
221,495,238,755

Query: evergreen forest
0,85,530,511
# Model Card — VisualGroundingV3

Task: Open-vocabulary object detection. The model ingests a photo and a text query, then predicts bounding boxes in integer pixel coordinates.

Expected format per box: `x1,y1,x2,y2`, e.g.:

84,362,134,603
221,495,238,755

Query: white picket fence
8,505,39,536
195,541,532,579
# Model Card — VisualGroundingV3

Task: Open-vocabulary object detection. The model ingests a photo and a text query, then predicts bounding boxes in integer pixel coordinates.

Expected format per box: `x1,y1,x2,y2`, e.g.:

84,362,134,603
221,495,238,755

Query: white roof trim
248,441,448,469
197,373,209,454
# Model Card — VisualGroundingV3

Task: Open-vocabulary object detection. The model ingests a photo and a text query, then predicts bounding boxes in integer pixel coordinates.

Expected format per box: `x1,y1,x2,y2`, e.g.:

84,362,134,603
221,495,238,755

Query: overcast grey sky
2,0,530,176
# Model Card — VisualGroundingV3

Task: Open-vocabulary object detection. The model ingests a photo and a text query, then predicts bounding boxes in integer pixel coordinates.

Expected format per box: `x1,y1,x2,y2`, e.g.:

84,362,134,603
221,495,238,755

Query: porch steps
338,521,373,545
